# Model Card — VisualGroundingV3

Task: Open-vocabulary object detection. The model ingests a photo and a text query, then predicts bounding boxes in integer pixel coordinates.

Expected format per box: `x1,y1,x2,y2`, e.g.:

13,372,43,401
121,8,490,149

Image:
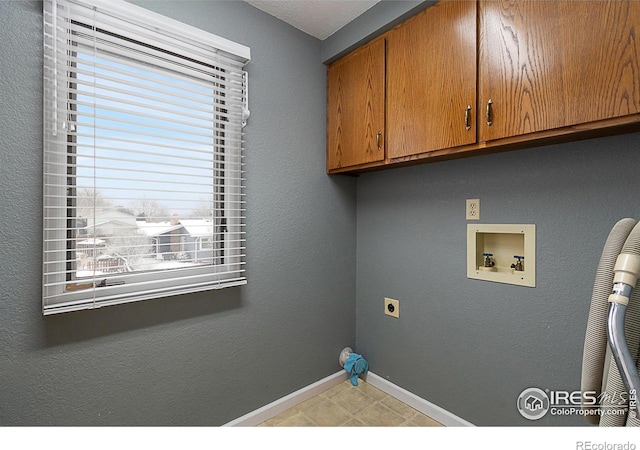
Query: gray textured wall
321,1,433,64
355,134,640,426
3,0,636,428
0,1,356,425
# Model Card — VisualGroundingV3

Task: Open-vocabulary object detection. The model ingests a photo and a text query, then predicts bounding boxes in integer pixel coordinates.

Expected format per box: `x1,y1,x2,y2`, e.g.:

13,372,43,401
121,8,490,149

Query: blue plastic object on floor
343,353,368,386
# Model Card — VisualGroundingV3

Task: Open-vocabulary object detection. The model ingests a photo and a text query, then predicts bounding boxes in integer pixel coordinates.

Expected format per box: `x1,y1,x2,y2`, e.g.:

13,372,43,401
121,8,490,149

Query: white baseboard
363,372,474,427
222,371,349,426
223,370,473,427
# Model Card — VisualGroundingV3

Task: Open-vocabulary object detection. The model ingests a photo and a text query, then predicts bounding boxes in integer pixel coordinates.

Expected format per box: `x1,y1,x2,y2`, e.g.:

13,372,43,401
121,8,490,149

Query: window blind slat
67,38,244,89
64,135,243,155
63,139,240,156
67,88,223,126
67,48,243,92
43,0,249,315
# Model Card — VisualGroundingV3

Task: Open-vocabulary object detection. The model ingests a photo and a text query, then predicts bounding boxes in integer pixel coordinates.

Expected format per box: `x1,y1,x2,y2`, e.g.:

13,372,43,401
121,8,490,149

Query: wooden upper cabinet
327,38,385,171
479,0,640,142
386,0,477,159
327,0,640,174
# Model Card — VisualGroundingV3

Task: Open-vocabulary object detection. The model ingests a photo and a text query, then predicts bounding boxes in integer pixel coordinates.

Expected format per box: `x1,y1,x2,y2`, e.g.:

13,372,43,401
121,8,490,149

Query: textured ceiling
246,0,381,40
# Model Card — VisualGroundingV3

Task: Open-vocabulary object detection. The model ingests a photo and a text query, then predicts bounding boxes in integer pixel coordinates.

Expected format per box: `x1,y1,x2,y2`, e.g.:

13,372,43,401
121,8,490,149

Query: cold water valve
511,255,524,272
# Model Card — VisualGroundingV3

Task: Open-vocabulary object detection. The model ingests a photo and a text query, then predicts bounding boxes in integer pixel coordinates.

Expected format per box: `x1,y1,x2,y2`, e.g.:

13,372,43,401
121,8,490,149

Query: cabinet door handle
486,99,493,127
465,105,472,131
376,130,382,150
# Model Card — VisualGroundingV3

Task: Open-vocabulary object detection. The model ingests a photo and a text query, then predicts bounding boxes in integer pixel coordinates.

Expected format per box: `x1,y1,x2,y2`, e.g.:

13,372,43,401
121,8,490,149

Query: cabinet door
559,1,640,126
479,0,640,142
386,0,477,159
327,39,385,171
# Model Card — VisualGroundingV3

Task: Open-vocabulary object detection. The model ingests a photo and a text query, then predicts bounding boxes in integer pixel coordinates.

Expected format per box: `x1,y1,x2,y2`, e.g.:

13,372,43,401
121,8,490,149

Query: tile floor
258,380,443,427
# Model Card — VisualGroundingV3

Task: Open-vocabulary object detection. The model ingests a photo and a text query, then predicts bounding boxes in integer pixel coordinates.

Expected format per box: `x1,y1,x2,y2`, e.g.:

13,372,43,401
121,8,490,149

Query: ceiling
245,1,381,40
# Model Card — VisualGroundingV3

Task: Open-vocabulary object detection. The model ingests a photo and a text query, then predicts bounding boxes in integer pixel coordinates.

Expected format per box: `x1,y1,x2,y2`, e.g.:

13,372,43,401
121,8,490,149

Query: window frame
42,0,250,315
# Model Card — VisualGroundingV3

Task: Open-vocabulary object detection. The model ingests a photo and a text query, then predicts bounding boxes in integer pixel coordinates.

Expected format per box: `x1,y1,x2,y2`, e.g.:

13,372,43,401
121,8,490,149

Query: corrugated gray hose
581,218,640,426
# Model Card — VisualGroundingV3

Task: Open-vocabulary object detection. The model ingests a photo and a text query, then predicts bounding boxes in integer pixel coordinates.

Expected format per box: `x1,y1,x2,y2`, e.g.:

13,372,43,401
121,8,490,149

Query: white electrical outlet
466,198,480,220
384,298,399,318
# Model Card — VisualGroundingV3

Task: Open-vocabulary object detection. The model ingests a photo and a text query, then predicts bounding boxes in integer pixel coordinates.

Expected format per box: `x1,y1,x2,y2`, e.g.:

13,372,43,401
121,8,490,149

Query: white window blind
43,0,250,315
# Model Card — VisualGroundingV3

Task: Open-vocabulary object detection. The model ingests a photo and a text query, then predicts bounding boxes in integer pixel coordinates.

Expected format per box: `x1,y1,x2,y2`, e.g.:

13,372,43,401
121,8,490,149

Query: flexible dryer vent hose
606,222,640,416
581,218,637,425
